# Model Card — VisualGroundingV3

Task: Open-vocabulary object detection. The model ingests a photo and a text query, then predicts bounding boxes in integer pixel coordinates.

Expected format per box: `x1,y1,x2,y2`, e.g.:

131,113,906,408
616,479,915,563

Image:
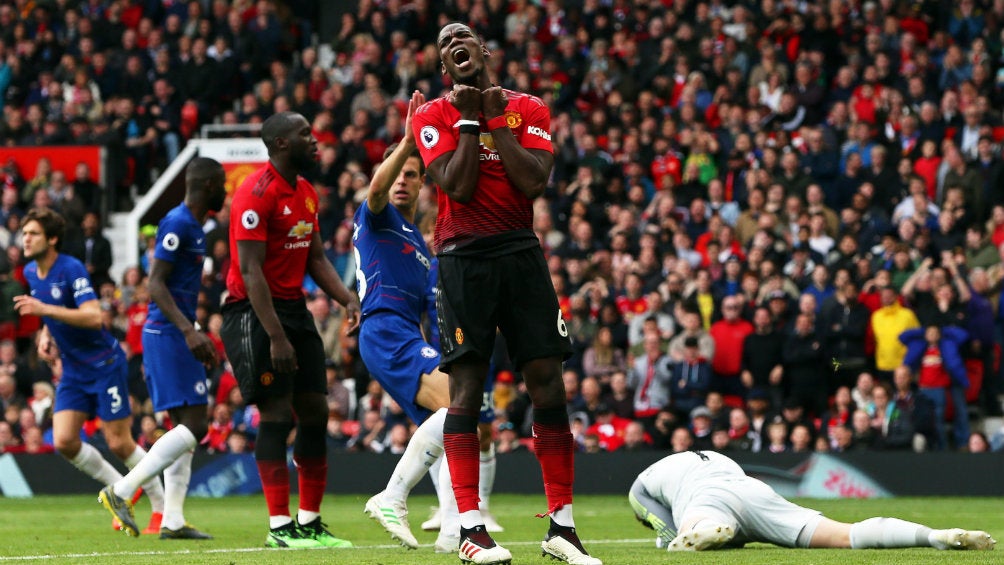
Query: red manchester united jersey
226,162,318,301
412,89,553,253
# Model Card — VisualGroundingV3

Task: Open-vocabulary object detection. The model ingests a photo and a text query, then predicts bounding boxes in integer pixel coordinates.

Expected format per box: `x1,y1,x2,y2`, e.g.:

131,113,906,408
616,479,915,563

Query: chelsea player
15,208,165,533
357,91,501,552
98,158,226,539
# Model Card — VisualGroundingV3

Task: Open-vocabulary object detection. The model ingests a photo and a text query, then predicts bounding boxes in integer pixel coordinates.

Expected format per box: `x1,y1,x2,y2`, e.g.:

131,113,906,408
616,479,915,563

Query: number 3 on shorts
556,309,568,337
106,386,123,413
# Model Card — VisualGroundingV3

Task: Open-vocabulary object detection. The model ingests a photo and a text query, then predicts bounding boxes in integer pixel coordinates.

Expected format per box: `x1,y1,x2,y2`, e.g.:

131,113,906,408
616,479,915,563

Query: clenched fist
450,85,482,120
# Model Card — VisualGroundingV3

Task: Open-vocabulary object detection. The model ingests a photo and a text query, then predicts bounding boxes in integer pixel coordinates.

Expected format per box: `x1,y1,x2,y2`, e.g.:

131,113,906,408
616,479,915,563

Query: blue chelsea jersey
146,203,205,326
24,254,122,371
353,201,431,325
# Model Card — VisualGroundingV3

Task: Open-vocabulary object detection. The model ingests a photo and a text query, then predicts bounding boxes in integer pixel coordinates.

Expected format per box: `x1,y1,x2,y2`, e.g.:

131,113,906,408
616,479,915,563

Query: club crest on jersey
420,126,439,149
50,286,61,300
305,198,316,214
260,372,274,386
504,111,522,128
241,209,259,229
287,220,314,239
421,346,437,359
455,328,464,345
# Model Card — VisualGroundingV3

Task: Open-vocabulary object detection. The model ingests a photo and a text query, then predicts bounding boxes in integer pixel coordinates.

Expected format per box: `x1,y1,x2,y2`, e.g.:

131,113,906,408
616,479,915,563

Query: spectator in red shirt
123,283,148,355
709,295,754,398
584,403,632,452
615,272,649,322
205,402,234,454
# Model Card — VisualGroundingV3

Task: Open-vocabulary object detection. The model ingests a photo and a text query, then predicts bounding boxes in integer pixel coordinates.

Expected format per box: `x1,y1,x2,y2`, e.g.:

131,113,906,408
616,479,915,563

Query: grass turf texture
0,494,1000,564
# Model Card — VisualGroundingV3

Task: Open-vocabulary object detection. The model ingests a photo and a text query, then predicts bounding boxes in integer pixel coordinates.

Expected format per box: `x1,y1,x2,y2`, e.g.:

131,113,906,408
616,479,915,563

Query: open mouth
453,47,471,69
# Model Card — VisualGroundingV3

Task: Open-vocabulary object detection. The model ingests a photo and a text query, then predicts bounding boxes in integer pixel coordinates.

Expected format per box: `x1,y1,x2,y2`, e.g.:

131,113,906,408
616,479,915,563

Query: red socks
257,460,291,518
533,407,574,515
444,408,481,513
294,456,327,513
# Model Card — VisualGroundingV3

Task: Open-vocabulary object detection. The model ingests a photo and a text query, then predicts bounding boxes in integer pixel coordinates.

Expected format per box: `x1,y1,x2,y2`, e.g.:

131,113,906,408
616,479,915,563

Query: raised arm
900,257,931,300
366,91,425,215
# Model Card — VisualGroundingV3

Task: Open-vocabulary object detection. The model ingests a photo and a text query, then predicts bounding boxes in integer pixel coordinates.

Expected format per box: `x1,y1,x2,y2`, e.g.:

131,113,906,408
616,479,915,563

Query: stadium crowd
2,0,1004,459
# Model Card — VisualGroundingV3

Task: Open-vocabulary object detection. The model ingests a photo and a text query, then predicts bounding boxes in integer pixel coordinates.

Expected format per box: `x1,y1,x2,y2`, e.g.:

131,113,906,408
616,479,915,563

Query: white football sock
123,445,166,513
298,509,320,525
270,516,293,529
385,408,445,503
429,456,442,493
551,503,575,528
161,450,193,530
850,517,931,548
114,425,196,501
478,443,496,513
68,443,123,485
438,456,461,537
459,510,482,530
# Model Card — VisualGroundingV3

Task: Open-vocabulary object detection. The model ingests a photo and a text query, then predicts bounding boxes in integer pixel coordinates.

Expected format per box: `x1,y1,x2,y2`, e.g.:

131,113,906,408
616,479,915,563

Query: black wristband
458,124,480,135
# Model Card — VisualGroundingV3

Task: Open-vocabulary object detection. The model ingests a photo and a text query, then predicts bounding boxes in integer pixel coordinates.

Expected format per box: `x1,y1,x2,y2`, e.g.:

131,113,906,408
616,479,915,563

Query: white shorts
683,477,821,547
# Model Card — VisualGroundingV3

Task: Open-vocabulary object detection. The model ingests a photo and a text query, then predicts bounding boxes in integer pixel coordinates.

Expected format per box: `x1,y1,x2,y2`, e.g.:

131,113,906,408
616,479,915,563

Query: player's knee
104,434,135,459
258,397,296,422
477,425,494,451
449,373,487,411
53,434,81,458
174,408,209,439
523,362,565,407
187,421,209,440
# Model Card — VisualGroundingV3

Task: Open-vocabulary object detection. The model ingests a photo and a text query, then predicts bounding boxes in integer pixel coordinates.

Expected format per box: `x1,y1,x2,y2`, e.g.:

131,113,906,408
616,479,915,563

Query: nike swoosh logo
402,224,414,233
196,238,204,244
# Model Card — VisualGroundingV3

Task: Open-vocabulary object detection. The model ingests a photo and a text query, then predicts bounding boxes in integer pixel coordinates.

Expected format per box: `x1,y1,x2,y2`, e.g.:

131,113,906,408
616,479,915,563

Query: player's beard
23,245,48,262
291,150,317,174
452,64,484,87
208,191,226,213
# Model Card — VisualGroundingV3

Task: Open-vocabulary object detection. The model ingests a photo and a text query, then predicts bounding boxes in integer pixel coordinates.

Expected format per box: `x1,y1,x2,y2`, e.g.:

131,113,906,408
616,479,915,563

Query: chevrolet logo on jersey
287,220,314,239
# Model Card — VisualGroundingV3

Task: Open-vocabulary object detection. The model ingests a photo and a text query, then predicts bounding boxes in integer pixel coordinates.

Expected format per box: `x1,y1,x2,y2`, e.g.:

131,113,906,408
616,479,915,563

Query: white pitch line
0,538,653,561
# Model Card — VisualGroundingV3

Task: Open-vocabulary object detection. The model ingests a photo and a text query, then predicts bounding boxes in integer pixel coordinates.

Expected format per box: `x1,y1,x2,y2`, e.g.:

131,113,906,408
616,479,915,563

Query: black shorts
220,298,326,404
436,246,572,371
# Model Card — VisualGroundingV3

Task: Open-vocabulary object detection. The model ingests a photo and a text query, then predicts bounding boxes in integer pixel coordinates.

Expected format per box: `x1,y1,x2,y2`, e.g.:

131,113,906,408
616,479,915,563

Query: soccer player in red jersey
220,111,360,549
412,22,601,565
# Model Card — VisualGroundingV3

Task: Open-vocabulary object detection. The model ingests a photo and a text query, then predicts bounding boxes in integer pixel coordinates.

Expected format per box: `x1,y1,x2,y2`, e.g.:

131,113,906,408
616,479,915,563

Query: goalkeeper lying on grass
630,450,995,551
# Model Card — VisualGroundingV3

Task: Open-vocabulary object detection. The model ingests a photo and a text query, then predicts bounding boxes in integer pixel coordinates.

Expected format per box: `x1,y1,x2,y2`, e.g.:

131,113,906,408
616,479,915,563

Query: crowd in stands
3,0,1004,458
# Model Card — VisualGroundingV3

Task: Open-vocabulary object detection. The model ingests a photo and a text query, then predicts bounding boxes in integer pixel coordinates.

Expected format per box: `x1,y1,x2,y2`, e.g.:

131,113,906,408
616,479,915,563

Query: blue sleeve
153,215,184,263
65,259,98,307
900,329,925,370
360,199,393,229
940,331,970,388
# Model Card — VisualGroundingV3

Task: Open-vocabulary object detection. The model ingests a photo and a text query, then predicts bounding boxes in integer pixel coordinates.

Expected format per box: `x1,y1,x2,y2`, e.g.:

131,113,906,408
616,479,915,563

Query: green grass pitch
0,494,1000,564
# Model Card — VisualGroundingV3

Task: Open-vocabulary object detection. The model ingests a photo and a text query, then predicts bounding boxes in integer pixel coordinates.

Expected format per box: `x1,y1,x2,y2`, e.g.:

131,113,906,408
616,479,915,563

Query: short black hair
22,207,66,250
261,111,302,151
186,156,224,186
